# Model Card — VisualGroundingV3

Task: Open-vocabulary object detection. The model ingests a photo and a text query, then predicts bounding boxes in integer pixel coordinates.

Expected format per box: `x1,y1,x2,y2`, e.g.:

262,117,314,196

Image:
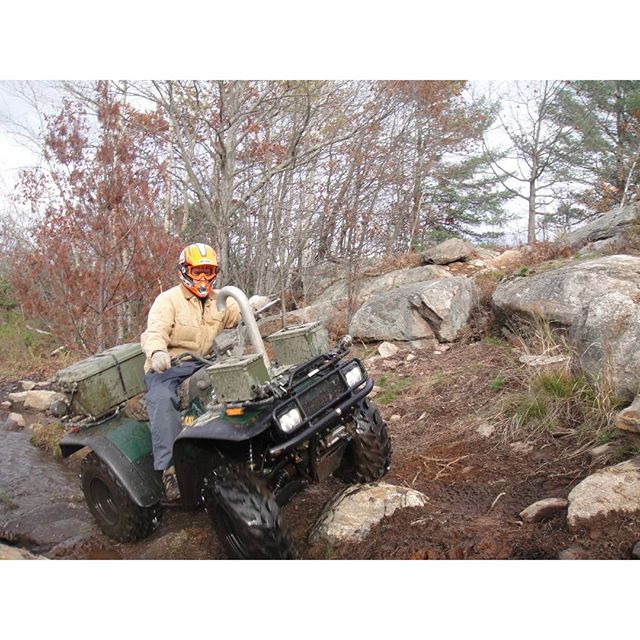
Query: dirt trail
2,340,639,559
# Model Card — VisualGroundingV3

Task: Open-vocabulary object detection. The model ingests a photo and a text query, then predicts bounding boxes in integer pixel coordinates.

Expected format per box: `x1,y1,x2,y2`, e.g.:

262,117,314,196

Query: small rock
0,542,47,560
1,401,11,409
406,353,416,362
365,355,382,366
20,380,37,391
519,497,568,522
587,442,617,465
34,380,53,390
434,344,451,353
390,414,401,422
510,441,534,455
558,546,589,560
378,342,400,358
476,423,496,438
24,390,66,412
369,385,382,399
8,412,26,428
7,391,28,404
518,354,569,367
3,415,23,432
632,541,640,559
615,397,640,434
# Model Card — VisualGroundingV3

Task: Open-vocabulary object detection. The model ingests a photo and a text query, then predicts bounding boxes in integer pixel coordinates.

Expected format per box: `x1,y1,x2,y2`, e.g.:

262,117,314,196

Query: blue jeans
144,361,203,471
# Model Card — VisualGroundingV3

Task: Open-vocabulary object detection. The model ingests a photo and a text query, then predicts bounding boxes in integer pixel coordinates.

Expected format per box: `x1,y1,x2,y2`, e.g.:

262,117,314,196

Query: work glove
151,350,171,373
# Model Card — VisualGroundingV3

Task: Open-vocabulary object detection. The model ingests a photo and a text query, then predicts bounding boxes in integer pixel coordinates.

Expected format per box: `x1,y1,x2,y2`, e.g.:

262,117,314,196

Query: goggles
187,264,217,280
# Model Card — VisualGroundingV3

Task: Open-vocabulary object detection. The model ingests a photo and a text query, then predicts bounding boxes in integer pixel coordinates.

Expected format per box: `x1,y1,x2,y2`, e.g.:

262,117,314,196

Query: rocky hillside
3,203,640,559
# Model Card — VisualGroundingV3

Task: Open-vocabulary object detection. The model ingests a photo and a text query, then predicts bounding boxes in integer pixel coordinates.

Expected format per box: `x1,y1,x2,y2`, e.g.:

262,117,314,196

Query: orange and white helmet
178,243,218,298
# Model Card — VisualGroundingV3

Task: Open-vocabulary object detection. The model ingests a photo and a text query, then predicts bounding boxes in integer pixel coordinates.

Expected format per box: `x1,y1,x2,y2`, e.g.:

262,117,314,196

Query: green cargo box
206,353,270,403
267,321,329,367
55,343,146,418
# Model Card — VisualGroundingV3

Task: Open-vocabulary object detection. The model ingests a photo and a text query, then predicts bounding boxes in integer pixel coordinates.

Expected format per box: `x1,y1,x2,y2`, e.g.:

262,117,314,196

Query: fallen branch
26,325,54,336
433,455,470,480
488,491,506,513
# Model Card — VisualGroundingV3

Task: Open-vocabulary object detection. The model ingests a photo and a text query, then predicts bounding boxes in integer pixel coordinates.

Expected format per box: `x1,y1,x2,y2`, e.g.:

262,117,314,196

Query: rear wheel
336,398,392,483
81,452,163,542
203,464,296,559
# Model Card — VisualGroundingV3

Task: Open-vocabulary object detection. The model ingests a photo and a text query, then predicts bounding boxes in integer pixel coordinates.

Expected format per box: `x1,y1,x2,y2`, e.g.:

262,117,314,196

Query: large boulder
562,203,640,250
492,255,640,400
309,483,428,544
315,264,451,305
348,282,437,346
349,277,476,345
421,238,475,265
567,457,640,530
408,276,478,342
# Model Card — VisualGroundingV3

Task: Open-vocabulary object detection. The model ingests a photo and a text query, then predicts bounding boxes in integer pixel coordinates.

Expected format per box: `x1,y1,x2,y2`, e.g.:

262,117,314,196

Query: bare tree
484,81,571,243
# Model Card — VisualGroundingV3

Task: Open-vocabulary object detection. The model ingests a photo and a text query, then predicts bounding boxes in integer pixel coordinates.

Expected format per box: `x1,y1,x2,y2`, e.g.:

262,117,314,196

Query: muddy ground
2,339,639,560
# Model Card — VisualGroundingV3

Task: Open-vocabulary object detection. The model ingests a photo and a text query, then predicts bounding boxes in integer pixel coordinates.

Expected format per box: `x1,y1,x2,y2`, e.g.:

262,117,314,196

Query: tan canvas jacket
140,284,241,373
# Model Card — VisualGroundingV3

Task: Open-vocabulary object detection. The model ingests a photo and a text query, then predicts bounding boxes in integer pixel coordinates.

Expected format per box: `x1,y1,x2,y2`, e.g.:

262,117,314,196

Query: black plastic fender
59,416,162,508
172,408,272,507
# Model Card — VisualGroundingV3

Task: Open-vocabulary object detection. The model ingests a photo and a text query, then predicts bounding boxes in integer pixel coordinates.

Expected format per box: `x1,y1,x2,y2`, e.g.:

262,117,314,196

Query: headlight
344,362,364,388
278,405,303,433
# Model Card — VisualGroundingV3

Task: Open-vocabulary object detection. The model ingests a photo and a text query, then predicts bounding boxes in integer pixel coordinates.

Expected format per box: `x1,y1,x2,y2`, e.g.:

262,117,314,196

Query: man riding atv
58,245,392,559
141,242,243,501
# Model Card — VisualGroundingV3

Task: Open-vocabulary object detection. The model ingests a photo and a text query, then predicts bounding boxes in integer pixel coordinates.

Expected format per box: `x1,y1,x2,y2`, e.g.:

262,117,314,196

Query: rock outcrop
562,203,640,250
408,276,478,342
349,276,477,346
315,264,451,306
492,255,640,401
349,282,438,346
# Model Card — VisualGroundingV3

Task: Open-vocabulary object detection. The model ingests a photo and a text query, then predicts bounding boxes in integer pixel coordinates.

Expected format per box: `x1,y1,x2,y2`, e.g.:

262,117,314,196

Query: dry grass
29,422,68,460
361,251,424,277
488,315,625,447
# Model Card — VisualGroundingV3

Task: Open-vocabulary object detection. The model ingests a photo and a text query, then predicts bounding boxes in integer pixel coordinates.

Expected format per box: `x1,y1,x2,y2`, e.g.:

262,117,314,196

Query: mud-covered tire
203,465,296,559
336,398,392,483
81,452,163,543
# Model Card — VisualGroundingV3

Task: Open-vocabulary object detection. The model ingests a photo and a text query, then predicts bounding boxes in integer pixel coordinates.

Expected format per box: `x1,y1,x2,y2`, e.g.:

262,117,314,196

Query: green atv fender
59,407,274,509
59,416,162,508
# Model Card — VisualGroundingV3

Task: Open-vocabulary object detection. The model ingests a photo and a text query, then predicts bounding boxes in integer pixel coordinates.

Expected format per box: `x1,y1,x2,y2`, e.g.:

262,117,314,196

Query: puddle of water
0,422,100,552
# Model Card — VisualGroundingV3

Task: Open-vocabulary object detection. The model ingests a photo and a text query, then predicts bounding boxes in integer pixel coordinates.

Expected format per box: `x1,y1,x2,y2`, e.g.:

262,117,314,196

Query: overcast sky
1,2,637,244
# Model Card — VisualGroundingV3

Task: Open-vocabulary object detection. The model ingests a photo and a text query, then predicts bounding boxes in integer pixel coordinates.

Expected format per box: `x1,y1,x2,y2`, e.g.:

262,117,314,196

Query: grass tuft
376,375,414,405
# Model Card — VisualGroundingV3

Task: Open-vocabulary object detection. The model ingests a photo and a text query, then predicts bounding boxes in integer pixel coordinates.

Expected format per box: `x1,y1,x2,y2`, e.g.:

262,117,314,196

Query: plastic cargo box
266,322,329,367
55,343,146,418
206,353,270,403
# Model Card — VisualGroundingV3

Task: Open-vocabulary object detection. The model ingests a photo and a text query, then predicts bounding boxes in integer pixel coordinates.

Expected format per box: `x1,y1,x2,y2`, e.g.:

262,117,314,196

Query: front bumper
267,377,373,457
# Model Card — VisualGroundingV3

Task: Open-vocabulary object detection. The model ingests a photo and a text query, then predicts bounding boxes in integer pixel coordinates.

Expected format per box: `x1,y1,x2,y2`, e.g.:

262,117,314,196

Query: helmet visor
188,264,217,280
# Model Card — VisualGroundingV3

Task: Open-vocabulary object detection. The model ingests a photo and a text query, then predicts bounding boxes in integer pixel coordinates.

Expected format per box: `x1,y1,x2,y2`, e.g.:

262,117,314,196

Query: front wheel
81,452,163,542
336,398,392,483
203,465,296,559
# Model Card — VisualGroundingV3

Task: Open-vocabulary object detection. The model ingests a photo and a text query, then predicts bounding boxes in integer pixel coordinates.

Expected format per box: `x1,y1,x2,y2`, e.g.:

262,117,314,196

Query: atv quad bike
57,287,391,559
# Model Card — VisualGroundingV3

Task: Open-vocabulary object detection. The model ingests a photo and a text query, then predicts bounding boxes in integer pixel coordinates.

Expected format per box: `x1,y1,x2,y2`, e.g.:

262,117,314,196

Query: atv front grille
298,372,347,418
